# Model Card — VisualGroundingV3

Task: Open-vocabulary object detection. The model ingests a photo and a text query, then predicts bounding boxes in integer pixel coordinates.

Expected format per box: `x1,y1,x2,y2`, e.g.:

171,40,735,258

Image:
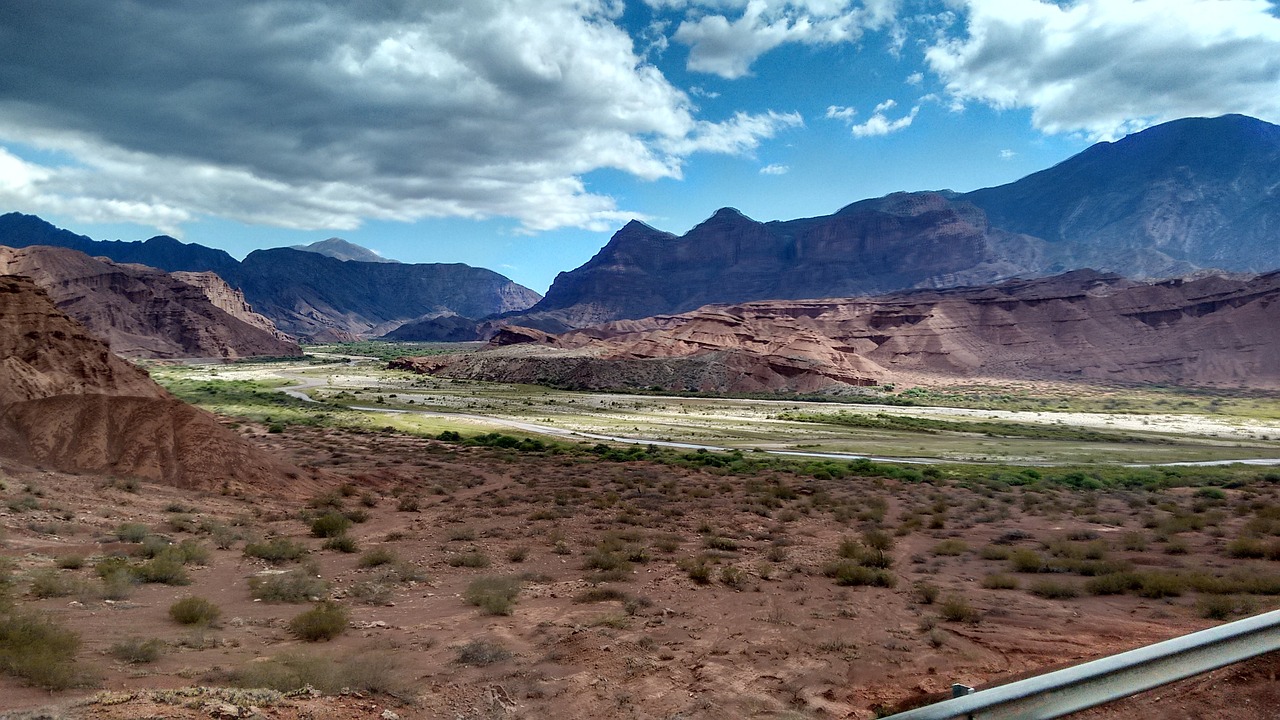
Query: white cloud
825,105,858,121
657,0,902,78
906,71,923,86
926,0,1280,139
0,1,802,236
999,149,1016,160
848,100,920,136
826,99,918,137
759,163,790,174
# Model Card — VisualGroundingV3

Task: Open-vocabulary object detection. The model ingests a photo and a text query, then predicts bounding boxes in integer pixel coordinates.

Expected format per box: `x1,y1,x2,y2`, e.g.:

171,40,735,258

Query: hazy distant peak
290,237,400,263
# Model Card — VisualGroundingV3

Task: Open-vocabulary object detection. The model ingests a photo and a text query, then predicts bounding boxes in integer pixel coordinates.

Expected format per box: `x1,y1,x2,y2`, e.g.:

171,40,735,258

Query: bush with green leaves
463,576,522,615
110,637,165,664
455,638,511,666
115,522,150,543
0,609,86,689
243,538,308,564
358,547,397,568
250,569,328,603
27,569,82,599
169,596,221,626
225,650,408,697
322,534,358,553
288,602,348,641
310,512,353,539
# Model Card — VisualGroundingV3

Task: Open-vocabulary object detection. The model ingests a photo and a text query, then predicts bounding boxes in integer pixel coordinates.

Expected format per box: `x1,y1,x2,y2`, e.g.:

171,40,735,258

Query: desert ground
2,350,1280,719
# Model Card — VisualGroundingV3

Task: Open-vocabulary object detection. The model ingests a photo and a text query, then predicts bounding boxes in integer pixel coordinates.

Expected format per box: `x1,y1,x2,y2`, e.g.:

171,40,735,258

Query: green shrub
446,551,491,568
99,568,137,600
54,555,85,570
506,546,529,563
1028,579,1081,600
822,560,895,588
1085,572,1141,596
1226,537,1267,559
358,547,397,568
168,596,221,626
1009,549,1045,573
115,522,150,543
931,539,968,556
914,582,941,604
27,569,81,599
310,512,353,539
455,638,510,666
1196,595,1249,620
134,556,189,585
463,576,522,615
1136,572,1184,599
322,535,358,553
939,594,980,623
109,637,164,664
226,650,408,697
250,570,328,603
982,573,1019,590
288,602,348,641
0,609,85,689
704,536,738,551
720,566,748,589
244,538,308,564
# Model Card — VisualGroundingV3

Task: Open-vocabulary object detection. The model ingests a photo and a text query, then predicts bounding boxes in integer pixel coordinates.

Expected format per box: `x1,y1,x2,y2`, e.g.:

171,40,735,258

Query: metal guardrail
887,609,1280,719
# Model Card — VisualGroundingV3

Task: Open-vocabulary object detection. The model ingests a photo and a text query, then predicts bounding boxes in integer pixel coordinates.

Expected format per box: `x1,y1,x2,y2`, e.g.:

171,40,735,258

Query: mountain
0,275,311,489
401,270,1280,393
962,114,1280,276
0,213,541,341
500,114,1280,332
290,237,400,263
503,193,1044,332
235,248,541,340
0,245,300,358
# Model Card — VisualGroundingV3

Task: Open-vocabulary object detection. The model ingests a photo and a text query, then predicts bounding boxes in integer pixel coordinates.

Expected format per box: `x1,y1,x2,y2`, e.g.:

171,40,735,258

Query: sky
2,1,1279,294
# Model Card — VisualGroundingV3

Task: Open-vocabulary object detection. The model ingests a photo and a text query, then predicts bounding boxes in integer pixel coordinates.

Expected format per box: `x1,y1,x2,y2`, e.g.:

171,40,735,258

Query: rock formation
171,270,296,345
399,270,1280,393
0,275,309,489
0,245,300,358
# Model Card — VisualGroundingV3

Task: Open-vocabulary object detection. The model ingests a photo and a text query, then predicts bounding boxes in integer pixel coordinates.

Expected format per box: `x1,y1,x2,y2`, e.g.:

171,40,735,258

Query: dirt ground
2,420,1278,719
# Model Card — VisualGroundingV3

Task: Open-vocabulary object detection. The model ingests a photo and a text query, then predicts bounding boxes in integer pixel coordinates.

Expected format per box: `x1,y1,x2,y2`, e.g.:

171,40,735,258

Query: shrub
55,555,85,570
288,601,348,641
506,546,529,563
0,609,85,689
226,650,409,697
720,566,748,589
446,551,491,568
939,594,980,623
931,540,968,556
322,535,358,553
456,638,511,666
982,573,1019,590
115,523,150,543
244,538,308,564
822,560,895,588
1085,572,1141,596
110,637,165,664
134,556,189,585
27,569,81,599
1009,549,1045,573
1197,595,1248,620
704,536,738,551
583,549,631,573
914,582,941,604
168,596,220,626
463,576,522,615
250,570,328,603
575,587,629,603
1137,572,1184,599
100,568,137,600
1028,579,1081,600
358,547,397,568
1225,537,1267,559
311,513,353,538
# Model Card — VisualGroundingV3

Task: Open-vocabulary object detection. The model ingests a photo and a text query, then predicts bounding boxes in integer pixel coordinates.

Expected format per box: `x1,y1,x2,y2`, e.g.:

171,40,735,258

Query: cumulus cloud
0,1,801,235
926,0,1280,139
653,0,901,78
759,163,789,174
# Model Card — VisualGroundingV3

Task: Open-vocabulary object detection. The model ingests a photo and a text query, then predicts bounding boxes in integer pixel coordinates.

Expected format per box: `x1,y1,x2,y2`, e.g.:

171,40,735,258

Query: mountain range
0,214,541,340
501,114,1280,332
2,114,1277,346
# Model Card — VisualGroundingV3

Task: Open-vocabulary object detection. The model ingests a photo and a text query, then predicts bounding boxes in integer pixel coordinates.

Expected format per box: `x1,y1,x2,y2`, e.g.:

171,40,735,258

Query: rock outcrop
400,270,1280,392
0,245,300,358
171,270,296,345
0,275,308,489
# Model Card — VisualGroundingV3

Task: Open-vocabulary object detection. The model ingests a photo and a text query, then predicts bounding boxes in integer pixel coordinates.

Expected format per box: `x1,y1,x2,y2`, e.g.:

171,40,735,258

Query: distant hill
0,213,541,341
290,237,400,263
501,114,1280,332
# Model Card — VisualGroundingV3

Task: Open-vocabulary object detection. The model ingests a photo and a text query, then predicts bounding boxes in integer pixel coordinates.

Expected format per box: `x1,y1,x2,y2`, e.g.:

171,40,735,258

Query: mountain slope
408,271,1280,392
962,114,1280,275
0,245,300,358
0,275,309,489
290,237,400,263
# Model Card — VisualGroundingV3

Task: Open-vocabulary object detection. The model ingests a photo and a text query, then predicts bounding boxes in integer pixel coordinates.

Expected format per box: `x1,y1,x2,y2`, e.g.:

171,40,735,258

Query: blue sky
2,1,1278,293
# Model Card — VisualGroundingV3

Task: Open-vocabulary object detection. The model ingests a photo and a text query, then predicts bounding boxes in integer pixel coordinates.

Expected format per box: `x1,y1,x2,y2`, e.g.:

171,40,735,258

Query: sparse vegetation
463,576,522,615
287,601,348,642
169,596,221,626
